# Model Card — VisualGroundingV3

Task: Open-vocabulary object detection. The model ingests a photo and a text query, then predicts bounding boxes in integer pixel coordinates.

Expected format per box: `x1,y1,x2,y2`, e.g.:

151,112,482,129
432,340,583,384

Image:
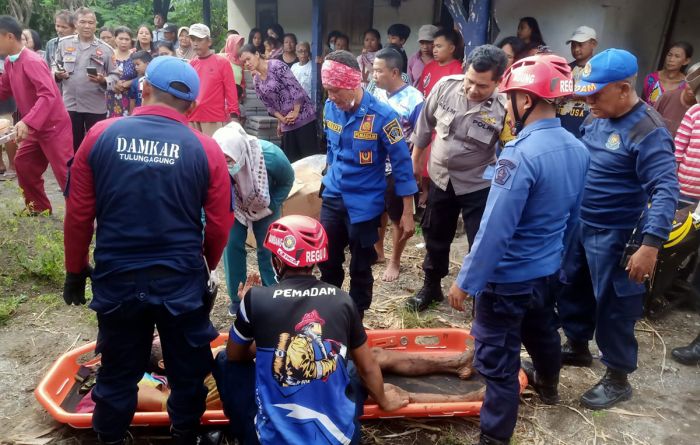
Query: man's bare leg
382,223,408,282
372,347,474,379
374,212,389,264
0,141,17,180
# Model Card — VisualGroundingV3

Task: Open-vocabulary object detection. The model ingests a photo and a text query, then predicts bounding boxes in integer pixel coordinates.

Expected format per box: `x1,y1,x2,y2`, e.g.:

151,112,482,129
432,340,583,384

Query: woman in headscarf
176,27,196,60
213,122,295,315
220,33,247,97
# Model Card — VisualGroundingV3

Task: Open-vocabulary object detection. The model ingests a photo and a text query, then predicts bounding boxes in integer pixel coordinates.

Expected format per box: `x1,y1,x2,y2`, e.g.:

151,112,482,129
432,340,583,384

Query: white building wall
227,0,437,56
228,0,675,84
492,0,674,88
372,0,437,57
277,0,314,44
228,0,256,37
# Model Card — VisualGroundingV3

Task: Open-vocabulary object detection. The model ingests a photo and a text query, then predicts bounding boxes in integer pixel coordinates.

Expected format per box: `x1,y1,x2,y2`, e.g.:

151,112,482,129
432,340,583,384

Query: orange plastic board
34,329,528,427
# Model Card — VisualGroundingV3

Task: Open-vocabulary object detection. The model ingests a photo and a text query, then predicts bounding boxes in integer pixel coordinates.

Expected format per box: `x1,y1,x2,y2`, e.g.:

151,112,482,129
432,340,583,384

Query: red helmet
264,215,328,268
499,54,574,99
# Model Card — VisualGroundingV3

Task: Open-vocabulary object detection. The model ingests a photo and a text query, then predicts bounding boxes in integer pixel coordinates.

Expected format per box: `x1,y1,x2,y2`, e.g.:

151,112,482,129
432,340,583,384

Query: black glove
63,266,93,306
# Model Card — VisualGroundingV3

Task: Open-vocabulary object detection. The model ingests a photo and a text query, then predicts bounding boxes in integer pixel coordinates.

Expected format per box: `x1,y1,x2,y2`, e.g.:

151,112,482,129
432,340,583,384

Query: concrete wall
227,0,438,56
227,0,678,85
372,0,437,57
492,0,675,90
227,0,256,37
668,0,700,68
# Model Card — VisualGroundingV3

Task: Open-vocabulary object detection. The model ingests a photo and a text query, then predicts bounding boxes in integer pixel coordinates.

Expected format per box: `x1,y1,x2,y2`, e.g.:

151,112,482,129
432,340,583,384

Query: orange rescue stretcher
35,328,528,428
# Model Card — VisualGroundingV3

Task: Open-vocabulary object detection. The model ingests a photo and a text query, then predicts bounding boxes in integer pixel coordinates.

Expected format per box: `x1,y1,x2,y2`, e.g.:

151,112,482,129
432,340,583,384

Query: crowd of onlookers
1,11,696,175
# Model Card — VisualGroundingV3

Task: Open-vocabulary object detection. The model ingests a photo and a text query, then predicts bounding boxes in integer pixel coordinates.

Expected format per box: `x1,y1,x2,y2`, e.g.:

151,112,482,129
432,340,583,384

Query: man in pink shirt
0,15,73,215
188,23,240,136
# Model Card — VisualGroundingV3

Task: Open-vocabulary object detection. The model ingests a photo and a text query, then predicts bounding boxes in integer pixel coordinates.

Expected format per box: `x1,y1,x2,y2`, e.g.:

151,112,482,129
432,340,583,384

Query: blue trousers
213,352,366,445
222,209,280,303
318,197,380,314
92,302,216,441
557,222,646,373
472,276,561,441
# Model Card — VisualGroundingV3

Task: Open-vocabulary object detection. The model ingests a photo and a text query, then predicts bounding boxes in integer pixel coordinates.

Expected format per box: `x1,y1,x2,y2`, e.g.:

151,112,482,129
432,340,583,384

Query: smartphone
86,67,98,76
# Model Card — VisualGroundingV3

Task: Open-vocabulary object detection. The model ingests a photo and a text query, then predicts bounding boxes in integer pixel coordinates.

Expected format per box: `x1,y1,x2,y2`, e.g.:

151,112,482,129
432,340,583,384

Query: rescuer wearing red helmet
446,54,590,445
214,215,408,445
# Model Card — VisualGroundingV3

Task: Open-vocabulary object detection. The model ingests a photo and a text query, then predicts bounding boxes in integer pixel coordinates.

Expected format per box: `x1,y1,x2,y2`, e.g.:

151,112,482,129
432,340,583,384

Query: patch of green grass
436,427,474,445
0,294,28,325
33,293,62,310
16,230,65,284
399,306,445,329
592,410,607,419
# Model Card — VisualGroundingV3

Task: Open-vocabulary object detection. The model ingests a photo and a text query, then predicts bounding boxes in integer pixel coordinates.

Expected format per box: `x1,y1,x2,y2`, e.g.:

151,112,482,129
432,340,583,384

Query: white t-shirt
291,61,313,98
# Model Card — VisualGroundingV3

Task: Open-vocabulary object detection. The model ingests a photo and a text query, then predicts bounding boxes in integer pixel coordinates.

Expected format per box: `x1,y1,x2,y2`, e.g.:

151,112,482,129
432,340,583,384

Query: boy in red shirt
188,23,240,136
417,28,464,98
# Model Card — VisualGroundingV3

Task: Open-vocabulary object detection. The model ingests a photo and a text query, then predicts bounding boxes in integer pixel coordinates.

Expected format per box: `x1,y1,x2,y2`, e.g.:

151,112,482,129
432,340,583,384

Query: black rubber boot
522,361,560,405
561,339,593,367
172,428,223,445
405,277,444,312
671,334,700,366
474,433,509,445
580,367,632,410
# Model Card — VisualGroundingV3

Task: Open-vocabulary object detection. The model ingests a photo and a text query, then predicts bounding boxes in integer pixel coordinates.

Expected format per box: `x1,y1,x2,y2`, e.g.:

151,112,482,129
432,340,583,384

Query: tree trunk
153,0,172,21
8,0,33,26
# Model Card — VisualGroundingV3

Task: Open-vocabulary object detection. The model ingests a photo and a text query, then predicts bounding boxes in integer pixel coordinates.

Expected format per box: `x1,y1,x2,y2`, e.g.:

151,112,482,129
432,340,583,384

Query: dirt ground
1,175,699,445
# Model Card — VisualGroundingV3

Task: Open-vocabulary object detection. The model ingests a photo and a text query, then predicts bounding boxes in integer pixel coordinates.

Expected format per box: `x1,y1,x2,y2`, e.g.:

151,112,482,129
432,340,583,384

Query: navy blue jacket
64,105,234,314
457,118,590,295
579,101,679,246
322,91,418,223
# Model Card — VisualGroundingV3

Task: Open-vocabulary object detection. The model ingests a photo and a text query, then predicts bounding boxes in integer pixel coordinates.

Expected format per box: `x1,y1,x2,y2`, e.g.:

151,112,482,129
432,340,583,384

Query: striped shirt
675,104,700,197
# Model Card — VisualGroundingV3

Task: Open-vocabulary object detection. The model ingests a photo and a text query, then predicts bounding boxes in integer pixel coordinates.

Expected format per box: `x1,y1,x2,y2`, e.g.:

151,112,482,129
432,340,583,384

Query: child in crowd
156,40,176,57
128,51,152,113
387,23,411,73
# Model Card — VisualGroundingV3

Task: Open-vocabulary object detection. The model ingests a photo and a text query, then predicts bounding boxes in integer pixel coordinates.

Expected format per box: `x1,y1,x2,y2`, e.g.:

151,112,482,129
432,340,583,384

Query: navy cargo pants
91,269,218,442
318,196,380,314
557,221,646,373
472,275,561,441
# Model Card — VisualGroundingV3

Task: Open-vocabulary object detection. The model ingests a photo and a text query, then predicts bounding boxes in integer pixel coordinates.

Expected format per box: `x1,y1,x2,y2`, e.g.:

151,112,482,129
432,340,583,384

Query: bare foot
456,349,475,380
382,260,400,282
374,245,386,264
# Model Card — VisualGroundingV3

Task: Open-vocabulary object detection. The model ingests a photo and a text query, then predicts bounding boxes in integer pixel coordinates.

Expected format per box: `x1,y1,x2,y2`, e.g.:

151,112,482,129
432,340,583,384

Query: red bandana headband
321,59,362,90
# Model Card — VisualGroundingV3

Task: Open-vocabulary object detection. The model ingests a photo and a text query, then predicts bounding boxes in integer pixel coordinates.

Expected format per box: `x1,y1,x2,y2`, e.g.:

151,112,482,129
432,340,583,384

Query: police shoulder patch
493,157,519,190
383,118,404,144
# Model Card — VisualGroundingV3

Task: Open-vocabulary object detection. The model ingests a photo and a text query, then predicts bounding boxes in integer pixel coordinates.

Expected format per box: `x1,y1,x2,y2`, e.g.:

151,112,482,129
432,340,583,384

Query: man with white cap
556,25,598,138
557,49,678,409
408,24,439,87
188,23,239,137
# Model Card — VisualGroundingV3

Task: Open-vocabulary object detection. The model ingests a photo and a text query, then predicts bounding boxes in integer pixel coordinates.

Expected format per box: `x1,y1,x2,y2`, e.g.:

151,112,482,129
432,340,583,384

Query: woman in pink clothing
358,29,382,88
220,33,246,97
643,42,693,106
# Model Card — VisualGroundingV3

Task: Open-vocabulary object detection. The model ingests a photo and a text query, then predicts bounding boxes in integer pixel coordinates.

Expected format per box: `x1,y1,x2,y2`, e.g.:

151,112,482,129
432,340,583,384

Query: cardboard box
246,154,326,247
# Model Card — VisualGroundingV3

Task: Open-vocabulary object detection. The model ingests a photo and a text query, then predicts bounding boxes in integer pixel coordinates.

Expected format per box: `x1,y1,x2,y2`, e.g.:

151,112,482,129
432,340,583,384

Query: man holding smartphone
54,7,118,152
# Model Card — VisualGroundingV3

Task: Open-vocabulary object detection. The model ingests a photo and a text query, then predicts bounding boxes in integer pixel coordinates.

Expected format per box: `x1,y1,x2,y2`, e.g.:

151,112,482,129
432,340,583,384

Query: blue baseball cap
144,56,200,102
574,48,638,96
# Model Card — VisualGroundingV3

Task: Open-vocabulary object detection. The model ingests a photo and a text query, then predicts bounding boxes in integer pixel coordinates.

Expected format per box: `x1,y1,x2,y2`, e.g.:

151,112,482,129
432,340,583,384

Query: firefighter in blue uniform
447,54,590,445
557,49,679,410
62,56,235,444
318,50,418,316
